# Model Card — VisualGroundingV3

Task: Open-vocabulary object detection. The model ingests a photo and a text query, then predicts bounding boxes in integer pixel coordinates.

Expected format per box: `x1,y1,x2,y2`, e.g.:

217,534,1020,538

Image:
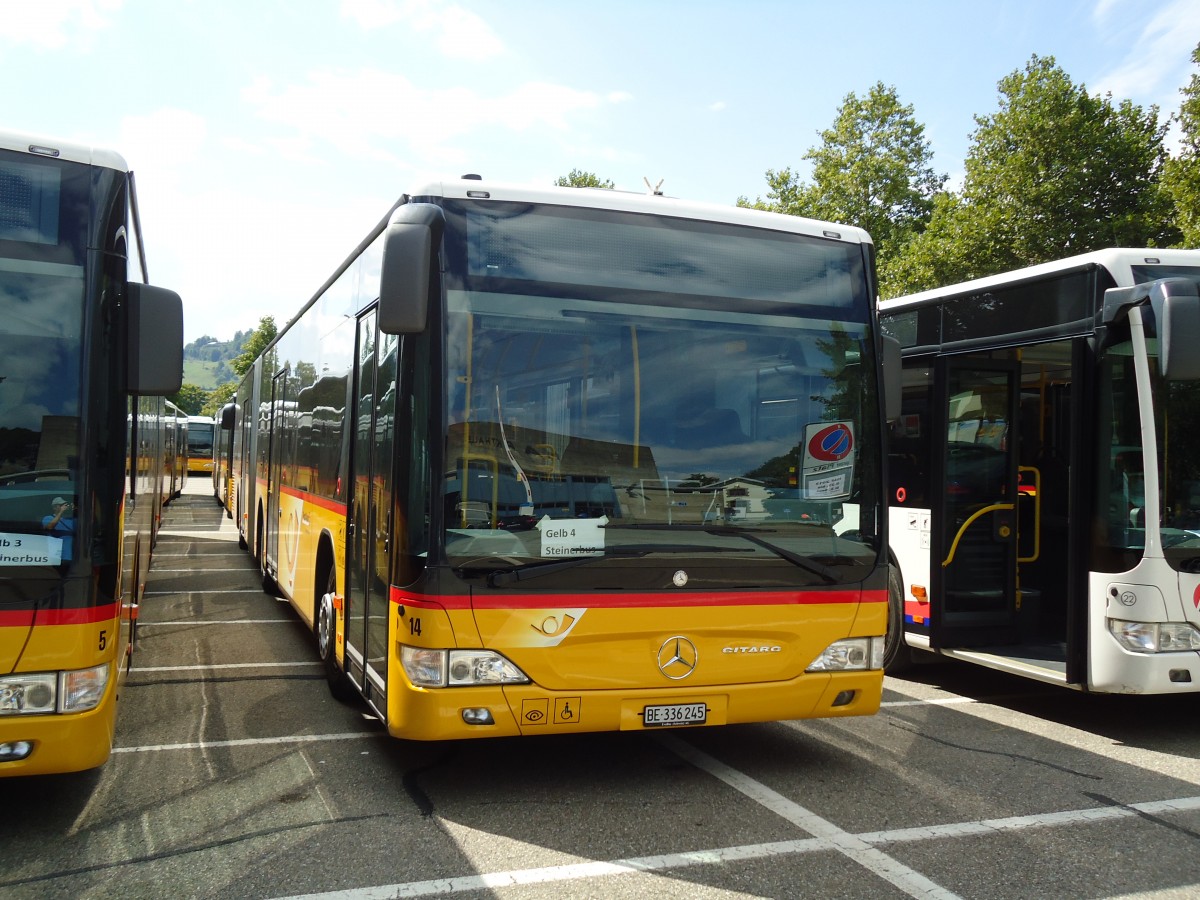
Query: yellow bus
232,179,896,740
186,414,215,476
0,131,182,776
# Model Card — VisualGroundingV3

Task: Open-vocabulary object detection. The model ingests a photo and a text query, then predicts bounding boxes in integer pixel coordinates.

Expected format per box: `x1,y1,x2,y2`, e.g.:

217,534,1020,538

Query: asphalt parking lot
3,481,1199,900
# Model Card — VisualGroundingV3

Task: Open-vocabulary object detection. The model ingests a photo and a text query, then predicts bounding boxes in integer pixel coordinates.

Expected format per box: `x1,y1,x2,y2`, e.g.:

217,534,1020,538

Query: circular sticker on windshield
807,423,854,462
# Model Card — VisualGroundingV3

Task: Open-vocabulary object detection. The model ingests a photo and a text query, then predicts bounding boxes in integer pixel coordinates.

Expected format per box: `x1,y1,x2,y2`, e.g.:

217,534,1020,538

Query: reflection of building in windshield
445,421,655,529
445,422,842,529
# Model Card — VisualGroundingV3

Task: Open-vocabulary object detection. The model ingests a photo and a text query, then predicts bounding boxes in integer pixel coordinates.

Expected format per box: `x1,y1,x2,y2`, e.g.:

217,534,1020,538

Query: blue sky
1,0,1197,342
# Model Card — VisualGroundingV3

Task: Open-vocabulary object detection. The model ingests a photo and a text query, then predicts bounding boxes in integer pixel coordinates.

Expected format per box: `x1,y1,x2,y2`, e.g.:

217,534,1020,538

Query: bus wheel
883,564,913,675
317,570,356,702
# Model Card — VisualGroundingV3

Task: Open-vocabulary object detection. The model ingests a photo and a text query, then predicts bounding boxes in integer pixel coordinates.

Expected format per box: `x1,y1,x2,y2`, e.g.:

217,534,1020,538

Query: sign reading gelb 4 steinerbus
802,421,856,500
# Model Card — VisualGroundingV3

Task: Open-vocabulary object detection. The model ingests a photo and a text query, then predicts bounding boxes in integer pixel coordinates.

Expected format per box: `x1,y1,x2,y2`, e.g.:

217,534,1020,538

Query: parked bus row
8,130,1199,780
0,130,183,777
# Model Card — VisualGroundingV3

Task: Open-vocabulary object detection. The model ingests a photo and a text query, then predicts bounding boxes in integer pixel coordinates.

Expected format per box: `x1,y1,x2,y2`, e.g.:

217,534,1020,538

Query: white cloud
1092,0,1200,105
340,0,504,60
0,0,122,49
241,69,615,167
709,100,727,113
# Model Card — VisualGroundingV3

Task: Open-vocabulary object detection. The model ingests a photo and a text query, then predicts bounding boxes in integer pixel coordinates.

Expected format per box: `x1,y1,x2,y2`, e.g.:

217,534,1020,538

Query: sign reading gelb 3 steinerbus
801,421,856,500
0,533,64,567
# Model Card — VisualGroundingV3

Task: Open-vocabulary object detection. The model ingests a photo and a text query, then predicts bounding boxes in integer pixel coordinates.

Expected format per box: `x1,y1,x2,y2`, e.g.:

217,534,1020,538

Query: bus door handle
1017,465,1041,564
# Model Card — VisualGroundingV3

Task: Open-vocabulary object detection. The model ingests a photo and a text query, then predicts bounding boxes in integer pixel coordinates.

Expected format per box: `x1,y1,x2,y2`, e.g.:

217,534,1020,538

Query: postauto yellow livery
0,130,183,776
231,178,894,740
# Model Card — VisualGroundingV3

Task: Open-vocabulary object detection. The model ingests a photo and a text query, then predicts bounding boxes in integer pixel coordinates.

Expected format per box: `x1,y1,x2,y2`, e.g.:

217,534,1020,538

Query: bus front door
265,367,288,584
346,309,394,708
932,356,1021,647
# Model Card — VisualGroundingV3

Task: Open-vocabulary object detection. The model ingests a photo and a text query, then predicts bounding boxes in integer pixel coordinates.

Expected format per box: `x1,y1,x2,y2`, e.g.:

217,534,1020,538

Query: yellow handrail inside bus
941,502,1014,568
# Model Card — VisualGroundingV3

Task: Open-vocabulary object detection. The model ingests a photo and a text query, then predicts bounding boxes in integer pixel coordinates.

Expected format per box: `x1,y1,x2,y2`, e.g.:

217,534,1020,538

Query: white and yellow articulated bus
0,130,183,775
880,248,1200,693
231,178,899,740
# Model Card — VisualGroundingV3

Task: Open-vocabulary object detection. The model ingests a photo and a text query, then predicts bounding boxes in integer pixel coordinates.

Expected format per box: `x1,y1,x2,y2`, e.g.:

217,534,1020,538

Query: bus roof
880,247,1200,313
405,177,874,247
0,128,129,173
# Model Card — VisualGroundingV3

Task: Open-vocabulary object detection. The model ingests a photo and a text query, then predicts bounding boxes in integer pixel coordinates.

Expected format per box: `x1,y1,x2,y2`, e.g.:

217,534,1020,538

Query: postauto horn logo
807,423,854,462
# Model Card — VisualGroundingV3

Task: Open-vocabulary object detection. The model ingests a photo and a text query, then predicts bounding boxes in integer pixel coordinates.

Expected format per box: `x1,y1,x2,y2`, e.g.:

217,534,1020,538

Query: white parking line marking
112,731,375,754
659,733,959,899
131,661,320,672
139,619,293,626
154,552,248,557
143,589,265,595
148,568,257,573
883,681,1200,785
881,697,977,708
266,793,1200,900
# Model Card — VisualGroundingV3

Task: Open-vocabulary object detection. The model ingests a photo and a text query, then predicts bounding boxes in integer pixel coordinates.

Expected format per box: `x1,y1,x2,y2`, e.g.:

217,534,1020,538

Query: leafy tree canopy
740,82,944,276
232,316,277,377
555,169,615,189
892,55,1178,294
1164,42,1200,246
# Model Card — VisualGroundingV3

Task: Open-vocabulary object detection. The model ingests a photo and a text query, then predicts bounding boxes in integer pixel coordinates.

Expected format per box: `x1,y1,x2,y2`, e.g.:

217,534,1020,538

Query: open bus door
930,356,1022,648
345,308,393,708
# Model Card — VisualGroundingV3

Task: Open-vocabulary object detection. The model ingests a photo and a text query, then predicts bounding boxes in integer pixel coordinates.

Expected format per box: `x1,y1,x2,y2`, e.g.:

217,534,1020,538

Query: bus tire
317,568,356,702
883,563,913,675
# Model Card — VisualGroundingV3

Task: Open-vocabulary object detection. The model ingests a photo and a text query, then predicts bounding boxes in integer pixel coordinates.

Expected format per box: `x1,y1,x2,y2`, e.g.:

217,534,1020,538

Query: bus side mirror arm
882,335,902,421
379,203,445,335
128,283,184,395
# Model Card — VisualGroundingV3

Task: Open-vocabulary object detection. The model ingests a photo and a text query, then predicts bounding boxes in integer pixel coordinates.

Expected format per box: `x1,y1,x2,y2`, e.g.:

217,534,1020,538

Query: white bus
879,248,1200,693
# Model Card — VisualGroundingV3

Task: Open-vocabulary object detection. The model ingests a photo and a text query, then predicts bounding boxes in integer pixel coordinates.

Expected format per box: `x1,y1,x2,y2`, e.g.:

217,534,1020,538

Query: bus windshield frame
434,199,883,590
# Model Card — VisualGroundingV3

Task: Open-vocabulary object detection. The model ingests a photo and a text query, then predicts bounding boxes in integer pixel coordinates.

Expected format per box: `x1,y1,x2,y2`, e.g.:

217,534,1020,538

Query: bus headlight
0,665,110,715
400,646,531,687
1108,620,1200,654
60,664,110,712
0,674,57,715
806,637,885,672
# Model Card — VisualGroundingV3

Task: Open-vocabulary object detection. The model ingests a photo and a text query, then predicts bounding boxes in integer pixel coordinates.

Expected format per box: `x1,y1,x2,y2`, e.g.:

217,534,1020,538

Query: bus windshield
187,420,214,457
0,152,87,568
1134,264,1200,569
440,202,881,588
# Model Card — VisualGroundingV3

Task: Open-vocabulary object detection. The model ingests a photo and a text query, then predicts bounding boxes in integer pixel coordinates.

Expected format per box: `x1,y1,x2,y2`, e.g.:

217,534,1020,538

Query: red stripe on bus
389,586,884,610
277,484,348,516
0,602,119,627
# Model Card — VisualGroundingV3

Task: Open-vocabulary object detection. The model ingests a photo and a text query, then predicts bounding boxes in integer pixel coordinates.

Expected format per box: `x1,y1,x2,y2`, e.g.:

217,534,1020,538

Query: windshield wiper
461,544,751,587
603,523,841,584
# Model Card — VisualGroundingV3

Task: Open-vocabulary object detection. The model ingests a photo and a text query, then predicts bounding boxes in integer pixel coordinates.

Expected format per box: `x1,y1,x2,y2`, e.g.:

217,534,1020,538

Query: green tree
232,316,277,377
1164,42,1200,246
555,169,614,189
202,381,236,417
892,55,1178,295
740,83,944,291
169,383,210,415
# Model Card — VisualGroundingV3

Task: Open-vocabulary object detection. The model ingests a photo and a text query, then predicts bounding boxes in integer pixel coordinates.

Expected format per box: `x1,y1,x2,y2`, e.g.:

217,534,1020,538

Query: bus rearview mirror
1151,279,1200,382
379,203,444,335
882,335,902,421
127,282,184,395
